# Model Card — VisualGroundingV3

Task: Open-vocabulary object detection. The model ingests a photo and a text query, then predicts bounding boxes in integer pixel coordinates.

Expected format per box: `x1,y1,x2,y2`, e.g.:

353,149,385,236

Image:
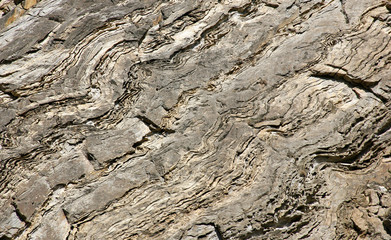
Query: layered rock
1,0,391,239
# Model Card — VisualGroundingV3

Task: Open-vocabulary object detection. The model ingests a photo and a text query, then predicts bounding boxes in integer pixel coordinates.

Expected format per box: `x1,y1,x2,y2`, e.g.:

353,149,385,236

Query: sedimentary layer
1,0,391,239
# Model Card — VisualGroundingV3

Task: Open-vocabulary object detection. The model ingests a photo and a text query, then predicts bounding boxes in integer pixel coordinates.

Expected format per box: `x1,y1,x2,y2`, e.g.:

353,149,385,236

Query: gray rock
1,0,391,239
84,118,150,168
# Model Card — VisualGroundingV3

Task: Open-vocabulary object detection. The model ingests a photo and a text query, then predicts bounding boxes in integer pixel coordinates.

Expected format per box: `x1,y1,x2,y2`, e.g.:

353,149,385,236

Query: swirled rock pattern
1,0,391,239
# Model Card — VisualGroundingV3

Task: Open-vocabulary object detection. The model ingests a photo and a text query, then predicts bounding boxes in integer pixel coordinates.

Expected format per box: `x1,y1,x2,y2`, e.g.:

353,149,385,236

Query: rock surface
1,0,391,239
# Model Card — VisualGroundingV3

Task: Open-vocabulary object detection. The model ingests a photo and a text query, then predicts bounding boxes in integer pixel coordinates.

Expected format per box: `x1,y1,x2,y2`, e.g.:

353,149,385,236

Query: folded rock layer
1,0,391,239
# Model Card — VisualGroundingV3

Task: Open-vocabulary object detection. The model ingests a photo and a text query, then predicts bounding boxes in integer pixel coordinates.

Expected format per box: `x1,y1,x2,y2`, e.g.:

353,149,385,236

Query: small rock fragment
351,208,368,233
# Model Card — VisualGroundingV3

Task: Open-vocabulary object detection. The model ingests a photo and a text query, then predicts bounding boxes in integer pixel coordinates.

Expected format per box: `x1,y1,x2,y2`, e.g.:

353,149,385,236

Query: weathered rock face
1,0,391,239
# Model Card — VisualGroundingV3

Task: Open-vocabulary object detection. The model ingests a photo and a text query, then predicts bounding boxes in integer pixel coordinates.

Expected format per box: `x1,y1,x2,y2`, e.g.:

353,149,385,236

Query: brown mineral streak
1,0,391,239
2,0,39,27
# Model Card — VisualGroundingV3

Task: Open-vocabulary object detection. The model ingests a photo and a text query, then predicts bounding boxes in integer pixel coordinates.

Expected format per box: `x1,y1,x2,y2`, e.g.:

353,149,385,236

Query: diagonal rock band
1,0,391,239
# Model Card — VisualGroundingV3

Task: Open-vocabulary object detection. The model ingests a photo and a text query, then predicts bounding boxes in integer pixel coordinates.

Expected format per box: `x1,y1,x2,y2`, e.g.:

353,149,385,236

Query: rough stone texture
1,0,391,239
0,0,40,27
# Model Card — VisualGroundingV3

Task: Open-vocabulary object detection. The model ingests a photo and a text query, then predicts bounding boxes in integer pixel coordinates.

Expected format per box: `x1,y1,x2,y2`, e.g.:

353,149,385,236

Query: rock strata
1,0,391,239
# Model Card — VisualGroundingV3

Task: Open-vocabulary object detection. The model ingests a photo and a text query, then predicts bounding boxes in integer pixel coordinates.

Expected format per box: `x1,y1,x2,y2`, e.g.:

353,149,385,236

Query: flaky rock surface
1,0,391,239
